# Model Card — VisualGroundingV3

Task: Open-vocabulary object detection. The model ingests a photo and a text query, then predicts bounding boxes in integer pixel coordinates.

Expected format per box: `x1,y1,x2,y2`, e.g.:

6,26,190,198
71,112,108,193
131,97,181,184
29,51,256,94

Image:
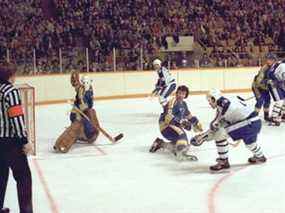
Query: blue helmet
265,53,278,61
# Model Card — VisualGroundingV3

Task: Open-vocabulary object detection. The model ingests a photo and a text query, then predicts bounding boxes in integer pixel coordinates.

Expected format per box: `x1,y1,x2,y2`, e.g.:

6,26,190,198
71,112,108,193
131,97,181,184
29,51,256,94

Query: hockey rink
4,93,285,213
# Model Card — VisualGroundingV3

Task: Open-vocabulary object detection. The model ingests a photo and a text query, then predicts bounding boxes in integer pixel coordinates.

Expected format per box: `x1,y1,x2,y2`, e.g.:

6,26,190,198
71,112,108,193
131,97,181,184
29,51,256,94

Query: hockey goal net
16,84,36,155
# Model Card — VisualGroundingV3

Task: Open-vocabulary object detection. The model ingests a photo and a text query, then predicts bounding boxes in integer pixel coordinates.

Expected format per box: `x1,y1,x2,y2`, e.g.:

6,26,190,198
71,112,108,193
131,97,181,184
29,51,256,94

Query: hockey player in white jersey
264,53,285,125
191,89,266,171
151,59,176,106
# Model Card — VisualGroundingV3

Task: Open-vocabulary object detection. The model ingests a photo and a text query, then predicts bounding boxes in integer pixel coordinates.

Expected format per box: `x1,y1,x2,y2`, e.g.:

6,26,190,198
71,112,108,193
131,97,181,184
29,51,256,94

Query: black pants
0,142,33,213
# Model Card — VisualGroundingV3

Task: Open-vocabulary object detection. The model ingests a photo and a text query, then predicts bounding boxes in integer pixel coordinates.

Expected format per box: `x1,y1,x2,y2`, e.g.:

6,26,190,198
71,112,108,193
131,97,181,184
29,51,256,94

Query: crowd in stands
0,0,285,73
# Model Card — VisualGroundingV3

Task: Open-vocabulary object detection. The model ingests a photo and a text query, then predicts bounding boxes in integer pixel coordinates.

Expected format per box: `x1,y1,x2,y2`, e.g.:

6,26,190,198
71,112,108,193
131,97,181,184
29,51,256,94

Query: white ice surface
4,94,285,213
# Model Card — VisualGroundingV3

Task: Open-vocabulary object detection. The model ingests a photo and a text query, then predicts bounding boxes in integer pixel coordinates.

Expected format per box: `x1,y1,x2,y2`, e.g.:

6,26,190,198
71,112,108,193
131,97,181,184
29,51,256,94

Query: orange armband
8,105,24,117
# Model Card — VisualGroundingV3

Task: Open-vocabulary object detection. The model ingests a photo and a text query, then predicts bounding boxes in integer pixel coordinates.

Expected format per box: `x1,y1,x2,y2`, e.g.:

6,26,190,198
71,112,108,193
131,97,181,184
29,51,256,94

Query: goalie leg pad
54,121,82,153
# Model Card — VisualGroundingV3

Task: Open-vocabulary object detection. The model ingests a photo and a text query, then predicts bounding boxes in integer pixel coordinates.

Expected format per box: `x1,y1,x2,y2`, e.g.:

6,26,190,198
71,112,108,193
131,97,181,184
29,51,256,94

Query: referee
0,63,33,213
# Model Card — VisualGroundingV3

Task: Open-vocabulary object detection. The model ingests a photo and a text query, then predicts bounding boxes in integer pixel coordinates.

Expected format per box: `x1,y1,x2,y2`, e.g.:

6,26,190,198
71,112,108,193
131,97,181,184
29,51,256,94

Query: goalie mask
81,76,92,90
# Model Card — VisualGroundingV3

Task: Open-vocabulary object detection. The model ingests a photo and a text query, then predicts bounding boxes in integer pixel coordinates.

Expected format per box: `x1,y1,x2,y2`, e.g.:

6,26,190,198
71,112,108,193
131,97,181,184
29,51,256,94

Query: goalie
53,72,100,153
149,85,203,161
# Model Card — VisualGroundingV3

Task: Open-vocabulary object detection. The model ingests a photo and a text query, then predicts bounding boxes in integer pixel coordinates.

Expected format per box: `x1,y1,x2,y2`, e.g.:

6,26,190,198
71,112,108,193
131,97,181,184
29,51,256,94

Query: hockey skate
264,113,271,122
210,158,230,171
0,208,10,213
267,117,281,126
149,138,164,153
248,155,267,164
281,114,285,122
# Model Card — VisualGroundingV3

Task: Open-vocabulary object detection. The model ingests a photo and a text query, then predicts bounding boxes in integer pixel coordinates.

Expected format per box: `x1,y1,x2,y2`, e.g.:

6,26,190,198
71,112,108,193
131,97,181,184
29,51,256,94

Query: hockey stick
228,140,242,148
72,106,124,143
237,95,255,101
148,88,160,100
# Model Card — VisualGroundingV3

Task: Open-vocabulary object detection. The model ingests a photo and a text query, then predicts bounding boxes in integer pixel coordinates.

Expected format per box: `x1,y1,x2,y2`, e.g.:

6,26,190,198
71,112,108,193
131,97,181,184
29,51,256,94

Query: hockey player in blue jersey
151,59,176,106
264,53,285,125
191,89,266,171
149,85,203,161
252,64,271,122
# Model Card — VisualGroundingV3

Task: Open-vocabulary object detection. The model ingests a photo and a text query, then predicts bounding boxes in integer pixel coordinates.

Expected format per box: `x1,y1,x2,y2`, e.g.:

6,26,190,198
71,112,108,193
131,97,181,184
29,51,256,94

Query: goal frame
16,84,36,155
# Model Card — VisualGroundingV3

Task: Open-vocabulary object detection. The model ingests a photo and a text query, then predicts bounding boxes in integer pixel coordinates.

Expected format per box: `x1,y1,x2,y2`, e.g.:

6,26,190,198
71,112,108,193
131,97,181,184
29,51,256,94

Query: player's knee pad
212,128,229,141
175,140,188,152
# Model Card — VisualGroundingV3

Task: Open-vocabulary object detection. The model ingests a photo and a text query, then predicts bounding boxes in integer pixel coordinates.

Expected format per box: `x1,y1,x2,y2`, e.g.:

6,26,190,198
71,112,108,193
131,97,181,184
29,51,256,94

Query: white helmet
81,76,92,90
153,59,162,66
207,89,222,101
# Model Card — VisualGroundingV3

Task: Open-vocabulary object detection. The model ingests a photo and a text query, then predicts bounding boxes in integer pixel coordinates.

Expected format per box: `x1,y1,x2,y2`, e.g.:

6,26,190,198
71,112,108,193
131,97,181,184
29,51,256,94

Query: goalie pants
0,141,33,213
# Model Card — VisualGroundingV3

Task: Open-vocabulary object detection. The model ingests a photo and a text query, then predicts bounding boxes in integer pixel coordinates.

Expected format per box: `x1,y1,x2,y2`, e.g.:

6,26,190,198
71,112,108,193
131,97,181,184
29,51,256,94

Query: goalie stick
71,105,124,144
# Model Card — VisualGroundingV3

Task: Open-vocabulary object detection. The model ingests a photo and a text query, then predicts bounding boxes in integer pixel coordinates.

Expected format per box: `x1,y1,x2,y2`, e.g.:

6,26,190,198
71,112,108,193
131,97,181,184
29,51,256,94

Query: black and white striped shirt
0,79,28,144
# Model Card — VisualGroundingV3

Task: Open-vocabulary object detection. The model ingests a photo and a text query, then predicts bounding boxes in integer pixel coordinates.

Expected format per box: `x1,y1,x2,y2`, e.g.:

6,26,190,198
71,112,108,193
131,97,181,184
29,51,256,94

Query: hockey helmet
153,59,162,66
206,89,222,108
207,89,222,100
265,52,278,61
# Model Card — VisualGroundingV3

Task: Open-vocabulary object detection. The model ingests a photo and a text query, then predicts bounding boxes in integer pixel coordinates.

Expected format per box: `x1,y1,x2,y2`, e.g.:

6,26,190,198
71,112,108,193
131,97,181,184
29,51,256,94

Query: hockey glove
189,116,203,132
190,132,208,146
180,119,192,131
